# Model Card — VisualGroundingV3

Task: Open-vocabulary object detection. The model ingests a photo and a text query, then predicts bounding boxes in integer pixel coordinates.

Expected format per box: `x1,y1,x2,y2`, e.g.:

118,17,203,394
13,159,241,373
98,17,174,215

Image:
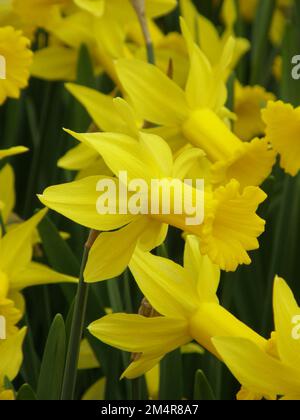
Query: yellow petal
184,235,220,304
0,146,28,160
129,247,198,318
262,101,300,176
78,339,100,370
10,262,77,291
38,176,134,231
31,46,77,81
200,180,267,272
122,354,163,380
116,58,189,126
89,313,190,357
0,209,47,276
234,83,276,141
74,0,105,17
173,147,206,180
0,327,27,384
84,218,148,282
213,336,300,397
58,143,98,171
273,277,300,369
65,83,125,132
145,364,159,399
0,164,15,222
64,129,173,181
82,377,106,400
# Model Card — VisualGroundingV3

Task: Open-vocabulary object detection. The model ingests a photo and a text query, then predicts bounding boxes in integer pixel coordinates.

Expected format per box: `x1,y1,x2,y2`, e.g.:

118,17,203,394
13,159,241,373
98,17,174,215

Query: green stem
131,0,155,64
60,230,98,400
262,175,294,334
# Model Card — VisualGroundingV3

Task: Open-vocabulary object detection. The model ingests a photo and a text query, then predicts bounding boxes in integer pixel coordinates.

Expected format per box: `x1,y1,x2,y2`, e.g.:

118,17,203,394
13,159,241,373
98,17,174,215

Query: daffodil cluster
1,0,300,402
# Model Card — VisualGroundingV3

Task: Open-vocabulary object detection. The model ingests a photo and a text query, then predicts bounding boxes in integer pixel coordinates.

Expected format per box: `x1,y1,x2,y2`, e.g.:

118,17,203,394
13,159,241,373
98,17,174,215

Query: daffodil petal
0,327,27,384
116,58,189,126
38,176,134,231
84,217,148,282
89,313,190,355
65,83,125,132
0,209,47,276
0,164,15,222
213,337,300,397
129,247,198,318
273,277,300,368
184,235,220,303
10,262,77,291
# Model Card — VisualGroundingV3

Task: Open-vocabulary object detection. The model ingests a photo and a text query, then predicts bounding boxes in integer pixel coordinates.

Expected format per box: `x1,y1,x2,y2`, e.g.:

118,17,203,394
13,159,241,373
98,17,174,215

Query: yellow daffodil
116,35,276,188
0,26,32,105
0,327,27,399
32,0,176,85
0,209,77,321
88,236,266,379
213,277,300,400
12,0,70,28
39,128,267,273
181,0,250,72
74,0,177,20
262,101,300,176
238,0,258,21
234,81,275,141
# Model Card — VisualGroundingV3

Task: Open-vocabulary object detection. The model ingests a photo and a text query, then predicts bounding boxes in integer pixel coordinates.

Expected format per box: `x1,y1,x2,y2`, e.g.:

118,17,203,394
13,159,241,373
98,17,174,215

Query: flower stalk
60,229,99,400
131,0,155,64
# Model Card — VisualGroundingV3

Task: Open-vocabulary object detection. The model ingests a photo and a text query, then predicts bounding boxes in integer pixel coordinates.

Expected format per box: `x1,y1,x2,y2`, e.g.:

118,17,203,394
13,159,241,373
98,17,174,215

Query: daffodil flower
88,236,266,379
0,26,32,105
12,0,69,28
213,277,300,400
39,130,267,273
116,33,276,188
0,327,27,400
262,101,300,176
181,0,250,72
31,0,176,85
74,0,177,20
234,81,275,141
0,209,77,332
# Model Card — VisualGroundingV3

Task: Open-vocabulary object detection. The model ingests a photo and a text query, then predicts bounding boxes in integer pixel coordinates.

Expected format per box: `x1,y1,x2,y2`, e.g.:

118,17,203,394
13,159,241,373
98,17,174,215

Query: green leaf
251,0,275,85
159,349,183,400
17,384,37,401
38,215,80,276
193,370,216,401
37,314,66,400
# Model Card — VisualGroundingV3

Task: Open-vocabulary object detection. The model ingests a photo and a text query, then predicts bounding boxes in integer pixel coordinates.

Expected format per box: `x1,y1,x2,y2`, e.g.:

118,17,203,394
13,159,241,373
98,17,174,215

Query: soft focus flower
181,0,250,72
234,81,275,141
0,26,32,104
0,209,77,319
262,101,300,176
0,328,27,400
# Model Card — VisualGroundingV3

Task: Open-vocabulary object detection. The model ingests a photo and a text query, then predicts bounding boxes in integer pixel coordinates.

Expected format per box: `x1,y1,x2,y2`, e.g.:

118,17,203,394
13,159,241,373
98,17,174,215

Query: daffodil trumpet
39,130,267,273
